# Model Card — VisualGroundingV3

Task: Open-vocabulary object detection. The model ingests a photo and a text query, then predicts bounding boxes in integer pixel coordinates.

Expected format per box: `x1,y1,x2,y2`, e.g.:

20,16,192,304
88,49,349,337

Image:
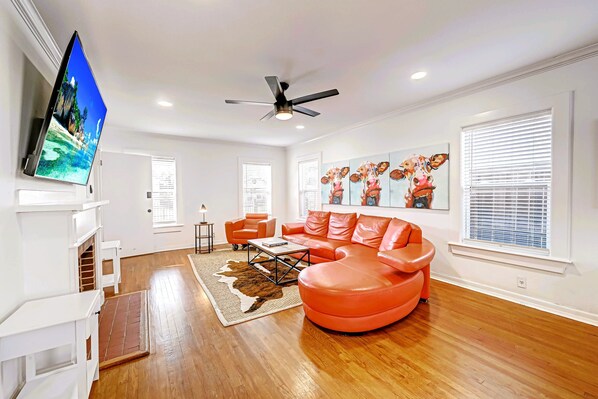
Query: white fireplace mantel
16,200,108,213
16,189,109,302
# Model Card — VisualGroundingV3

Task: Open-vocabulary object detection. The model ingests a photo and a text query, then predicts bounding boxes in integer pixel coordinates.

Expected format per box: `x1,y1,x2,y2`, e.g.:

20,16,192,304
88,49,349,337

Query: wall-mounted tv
24,31,107,186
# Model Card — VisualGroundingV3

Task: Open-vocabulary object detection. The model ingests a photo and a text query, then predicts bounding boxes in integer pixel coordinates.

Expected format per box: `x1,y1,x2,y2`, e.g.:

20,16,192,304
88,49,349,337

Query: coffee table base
247,245,310,285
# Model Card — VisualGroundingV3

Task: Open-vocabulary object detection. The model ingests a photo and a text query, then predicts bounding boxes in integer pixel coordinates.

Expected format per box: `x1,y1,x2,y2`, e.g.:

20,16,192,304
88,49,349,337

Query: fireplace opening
78,235,96,292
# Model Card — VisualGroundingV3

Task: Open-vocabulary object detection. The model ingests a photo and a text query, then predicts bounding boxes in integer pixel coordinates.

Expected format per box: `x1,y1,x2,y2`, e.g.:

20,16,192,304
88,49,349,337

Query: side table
194,223,214,254
0,290,101,399
101,240,121,294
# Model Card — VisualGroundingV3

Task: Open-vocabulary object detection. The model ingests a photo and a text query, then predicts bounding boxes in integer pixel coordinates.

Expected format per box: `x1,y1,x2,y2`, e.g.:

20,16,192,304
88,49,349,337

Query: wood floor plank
91,248,598,399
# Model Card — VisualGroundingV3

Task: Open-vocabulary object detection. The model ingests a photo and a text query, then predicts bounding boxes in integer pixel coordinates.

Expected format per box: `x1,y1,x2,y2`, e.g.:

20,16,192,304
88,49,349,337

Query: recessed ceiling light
296,125,305,130
411,71,427,80
157,100,173,107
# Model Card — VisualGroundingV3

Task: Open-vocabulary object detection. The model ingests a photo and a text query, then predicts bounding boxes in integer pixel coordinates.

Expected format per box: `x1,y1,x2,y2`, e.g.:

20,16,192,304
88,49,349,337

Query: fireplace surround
16,189,108,301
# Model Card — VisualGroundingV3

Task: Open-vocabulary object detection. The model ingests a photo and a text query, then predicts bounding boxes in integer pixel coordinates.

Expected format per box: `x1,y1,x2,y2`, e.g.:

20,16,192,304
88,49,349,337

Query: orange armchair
225,213,276,250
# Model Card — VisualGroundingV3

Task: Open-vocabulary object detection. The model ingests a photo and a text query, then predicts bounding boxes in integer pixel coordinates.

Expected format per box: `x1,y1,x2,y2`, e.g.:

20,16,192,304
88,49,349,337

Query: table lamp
199,204,207,224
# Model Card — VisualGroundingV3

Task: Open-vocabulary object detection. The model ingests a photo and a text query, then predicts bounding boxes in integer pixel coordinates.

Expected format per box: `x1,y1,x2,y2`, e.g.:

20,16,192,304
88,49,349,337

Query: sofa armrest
225,218,245,241
377,238,435,273
282,223,305,235
257,217,276,238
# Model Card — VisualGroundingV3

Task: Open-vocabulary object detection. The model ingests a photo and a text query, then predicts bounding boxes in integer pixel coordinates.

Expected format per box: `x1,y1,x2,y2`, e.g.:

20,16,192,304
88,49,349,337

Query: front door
100,151,154,257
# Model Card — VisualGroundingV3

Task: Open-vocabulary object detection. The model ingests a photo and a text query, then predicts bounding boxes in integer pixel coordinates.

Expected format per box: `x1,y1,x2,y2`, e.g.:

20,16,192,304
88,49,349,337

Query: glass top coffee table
247,238,311,285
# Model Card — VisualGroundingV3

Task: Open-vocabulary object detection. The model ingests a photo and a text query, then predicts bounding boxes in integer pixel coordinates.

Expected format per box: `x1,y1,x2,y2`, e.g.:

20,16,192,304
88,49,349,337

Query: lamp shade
199,204,208,223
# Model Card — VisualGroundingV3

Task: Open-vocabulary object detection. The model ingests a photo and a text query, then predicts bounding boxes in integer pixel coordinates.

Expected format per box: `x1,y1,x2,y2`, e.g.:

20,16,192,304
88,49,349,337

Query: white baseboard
120,241,230,259
431,272,598,326
153,241,229,253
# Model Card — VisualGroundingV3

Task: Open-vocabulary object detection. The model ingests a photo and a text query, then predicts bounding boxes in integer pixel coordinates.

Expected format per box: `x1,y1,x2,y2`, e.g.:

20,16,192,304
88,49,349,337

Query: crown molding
11,0,598,150
298,42,598,147
10,0,61,70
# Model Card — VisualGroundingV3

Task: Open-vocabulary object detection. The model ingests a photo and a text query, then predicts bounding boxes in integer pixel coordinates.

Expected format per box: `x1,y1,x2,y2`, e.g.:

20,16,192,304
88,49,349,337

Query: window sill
153,224,184,234
447,241,571,274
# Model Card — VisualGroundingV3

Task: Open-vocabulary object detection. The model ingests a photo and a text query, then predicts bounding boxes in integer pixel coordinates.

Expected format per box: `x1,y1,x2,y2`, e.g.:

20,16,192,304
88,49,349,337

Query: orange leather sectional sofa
282,211,435,333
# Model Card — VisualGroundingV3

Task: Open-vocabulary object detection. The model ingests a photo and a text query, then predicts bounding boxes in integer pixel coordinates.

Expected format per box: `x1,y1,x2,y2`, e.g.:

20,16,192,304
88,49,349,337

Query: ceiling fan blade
294,105,320,117
265,76,285,102
260,109,275,121
291,89,339,106
225,99,273,106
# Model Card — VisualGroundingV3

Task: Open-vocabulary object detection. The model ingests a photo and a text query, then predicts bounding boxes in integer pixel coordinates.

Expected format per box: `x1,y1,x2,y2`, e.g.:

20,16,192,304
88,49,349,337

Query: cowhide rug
188,250,304,326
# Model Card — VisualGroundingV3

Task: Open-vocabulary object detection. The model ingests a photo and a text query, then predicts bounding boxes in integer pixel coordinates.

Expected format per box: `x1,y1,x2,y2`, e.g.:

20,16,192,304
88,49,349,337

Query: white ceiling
33,0,598,147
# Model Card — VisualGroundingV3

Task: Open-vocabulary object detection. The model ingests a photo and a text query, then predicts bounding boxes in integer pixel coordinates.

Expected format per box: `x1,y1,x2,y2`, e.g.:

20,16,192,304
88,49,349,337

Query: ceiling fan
225,76,339,121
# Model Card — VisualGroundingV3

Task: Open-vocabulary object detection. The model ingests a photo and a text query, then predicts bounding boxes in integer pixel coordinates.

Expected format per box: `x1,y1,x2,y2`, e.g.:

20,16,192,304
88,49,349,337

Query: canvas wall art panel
320,161,351,205
389,143,449,209
349,154,391,207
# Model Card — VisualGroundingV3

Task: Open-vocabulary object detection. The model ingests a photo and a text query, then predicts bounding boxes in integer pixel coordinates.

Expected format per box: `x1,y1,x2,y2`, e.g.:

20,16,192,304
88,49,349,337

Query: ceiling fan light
275,103,293,120
275,110,293,120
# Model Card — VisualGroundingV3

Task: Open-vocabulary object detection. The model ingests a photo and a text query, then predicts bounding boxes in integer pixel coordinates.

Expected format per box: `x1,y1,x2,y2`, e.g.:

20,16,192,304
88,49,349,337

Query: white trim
118,241,229,259
448,242,571,274
10,0,62,69
151,156,178,226
457,92,573,261
13,0,598,158
431,272,598,326
238,157,273,217
297,44,598,148
70,226,101,249
153,224,184,234
16,200,109,213
296,153,321,218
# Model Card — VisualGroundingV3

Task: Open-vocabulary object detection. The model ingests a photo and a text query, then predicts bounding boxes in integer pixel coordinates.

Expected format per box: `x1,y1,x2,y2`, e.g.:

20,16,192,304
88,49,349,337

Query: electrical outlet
517,276,527,289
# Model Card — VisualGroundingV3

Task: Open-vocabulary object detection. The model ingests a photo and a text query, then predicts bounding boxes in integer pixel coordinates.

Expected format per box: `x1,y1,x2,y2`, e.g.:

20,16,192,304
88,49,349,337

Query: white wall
0,4,90,396
0,3,89,322
286,56,598,323
100,129,287,252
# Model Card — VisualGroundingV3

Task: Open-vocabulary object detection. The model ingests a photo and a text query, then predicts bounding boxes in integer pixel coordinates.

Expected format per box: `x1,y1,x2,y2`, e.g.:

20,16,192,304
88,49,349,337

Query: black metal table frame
247,244,310,285
195,223,214,254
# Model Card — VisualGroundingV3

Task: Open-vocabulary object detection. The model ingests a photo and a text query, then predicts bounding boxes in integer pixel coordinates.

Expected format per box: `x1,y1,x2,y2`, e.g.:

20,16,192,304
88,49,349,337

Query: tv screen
24,31,106,186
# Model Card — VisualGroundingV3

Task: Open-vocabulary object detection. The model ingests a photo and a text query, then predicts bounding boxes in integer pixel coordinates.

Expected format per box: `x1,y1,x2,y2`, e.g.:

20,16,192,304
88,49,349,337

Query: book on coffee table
262,238,288,247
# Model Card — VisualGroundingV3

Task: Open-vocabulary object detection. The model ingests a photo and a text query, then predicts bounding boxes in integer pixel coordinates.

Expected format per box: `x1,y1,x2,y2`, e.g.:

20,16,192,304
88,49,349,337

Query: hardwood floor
91,248,598,398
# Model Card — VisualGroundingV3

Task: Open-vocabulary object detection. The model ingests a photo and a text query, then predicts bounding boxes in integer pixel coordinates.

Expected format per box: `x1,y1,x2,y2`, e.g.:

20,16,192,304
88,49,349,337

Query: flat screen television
24,31,107,186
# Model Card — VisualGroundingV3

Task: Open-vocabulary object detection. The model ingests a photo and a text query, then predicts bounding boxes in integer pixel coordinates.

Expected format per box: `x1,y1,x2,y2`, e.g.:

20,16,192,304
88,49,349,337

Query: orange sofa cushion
351,215,392,249
232,229,258,239
335,243,378,260
327,212,357,241
379,218,412,251
282,233,312,246
304,210,330,237
305,236,348,260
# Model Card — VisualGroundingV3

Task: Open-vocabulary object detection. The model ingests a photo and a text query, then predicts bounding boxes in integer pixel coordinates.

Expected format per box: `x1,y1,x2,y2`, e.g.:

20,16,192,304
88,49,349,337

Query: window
462,110,552,252
298,158,319,218
151,156,177,226
242,162,272,215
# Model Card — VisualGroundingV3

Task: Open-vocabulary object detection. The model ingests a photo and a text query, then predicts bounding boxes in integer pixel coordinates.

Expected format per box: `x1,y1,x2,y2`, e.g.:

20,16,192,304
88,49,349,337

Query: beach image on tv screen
35,35,107,185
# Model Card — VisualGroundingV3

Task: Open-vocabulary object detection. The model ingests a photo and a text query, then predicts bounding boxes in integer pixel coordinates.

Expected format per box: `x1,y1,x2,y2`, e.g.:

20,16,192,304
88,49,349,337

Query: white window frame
238,158,273,216
297,153,321,220
151,156,179,228
449,92,573,274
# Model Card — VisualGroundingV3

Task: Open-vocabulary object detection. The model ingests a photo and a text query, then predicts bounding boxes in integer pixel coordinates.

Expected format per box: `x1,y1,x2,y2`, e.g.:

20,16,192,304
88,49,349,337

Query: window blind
242,163,272,215
462,110,552,251
298,159,319,218
151,156,177,225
